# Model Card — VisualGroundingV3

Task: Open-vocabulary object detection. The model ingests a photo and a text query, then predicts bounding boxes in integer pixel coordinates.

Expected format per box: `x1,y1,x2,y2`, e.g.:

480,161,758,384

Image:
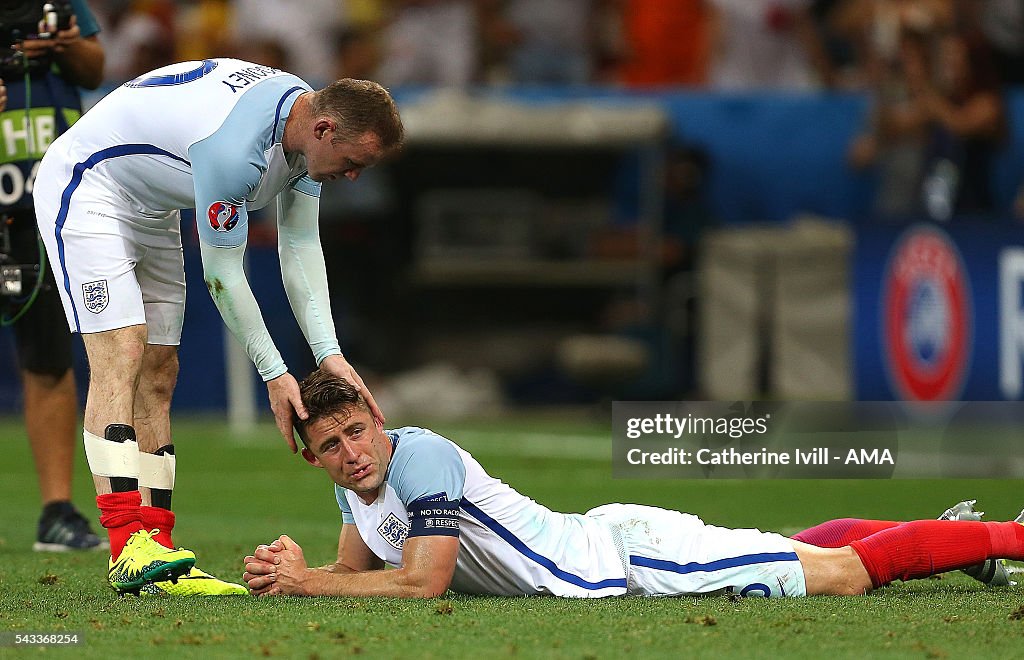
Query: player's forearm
295,566,449,598
55,36,104,89
313,558,368,574
277,191,341,363
200,242,287,380
278,230,341,363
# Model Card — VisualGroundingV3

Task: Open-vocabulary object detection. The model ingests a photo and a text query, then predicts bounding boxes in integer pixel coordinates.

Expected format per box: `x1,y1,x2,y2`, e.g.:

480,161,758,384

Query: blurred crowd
92,1,1024,91
87,0,1024,227
90,0,1024,225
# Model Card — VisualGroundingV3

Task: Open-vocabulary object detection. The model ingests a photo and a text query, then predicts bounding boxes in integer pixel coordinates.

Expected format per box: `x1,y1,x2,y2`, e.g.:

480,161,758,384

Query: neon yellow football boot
139,566,249,596
107,529,196,595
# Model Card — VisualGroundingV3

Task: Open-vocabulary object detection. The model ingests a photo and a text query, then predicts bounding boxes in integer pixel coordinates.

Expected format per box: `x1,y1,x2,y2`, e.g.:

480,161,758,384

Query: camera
0,1,73,77
0,252,39,298
0,216,42,310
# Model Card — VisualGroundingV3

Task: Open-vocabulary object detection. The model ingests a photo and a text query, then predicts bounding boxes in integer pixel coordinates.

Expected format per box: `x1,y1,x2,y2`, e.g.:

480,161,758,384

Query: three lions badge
82,280,109,314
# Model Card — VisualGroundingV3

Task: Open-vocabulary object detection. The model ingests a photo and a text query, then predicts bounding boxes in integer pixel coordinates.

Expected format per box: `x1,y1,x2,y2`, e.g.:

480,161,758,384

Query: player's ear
301,447,322,467
314,119,332,141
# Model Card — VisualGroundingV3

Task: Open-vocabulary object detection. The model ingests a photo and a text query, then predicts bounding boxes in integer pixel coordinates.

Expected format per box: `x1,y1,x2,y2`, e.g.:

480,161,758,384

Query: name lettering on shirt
222,66,281,93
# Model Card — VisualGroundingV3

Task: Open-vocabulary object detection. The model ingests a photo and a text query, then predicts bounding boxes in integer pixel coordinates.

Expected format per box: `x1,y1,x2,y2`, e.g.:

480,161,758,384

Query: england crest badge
82,280,109,314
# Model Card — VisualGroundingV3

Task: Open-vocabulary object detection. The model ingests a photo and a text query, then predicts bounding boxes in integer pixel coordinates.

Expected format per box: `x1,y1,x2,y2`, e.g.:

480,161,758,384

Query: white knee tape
138,451,175,490
84,430,140,478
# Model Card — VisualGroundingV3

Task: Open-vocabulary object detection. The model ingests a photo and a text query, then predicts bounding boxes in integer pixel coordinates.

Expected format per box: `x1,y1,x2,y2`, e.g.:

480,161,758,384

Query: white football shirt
337,427,628,598
36,59,340,377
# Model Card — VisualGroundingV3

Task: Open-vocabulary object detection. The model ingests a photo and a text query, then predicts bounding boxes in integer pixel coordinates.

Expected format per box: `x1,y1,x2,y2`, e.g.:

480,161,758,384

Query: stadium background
4,1,1024,414
3,4,1024,655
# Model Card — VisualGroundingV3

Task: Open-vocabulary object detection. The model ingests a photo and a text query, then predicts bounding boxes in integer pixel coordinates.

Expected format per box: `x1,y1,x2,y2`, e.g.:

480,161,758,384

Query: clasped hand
242,535,309,596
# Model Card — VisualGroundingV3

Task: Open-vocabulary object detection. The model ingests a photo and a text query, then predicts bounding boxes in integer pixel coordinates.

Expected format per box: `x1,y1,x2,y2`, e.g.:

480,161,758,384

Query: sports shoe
938,499,1014,587
33,502,109,552
107,529,196,594
938,500,983,523
138,566,248,596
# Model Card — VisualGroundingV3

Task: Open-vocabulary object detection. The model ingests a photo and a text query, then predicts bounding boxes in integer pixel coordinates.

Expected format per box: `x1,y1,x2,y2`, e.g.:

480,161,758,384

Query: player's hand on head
0,81,6,112
266,372,305,453
319,354,386,427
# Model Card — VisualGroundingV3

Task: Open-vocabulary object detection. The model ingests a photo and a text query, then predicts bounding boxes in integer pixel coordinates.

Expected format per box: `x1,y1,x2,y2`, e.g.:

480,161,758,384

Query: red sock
850,520,1024,588
140,506,176,549
97,491,143,558
792,518,900,548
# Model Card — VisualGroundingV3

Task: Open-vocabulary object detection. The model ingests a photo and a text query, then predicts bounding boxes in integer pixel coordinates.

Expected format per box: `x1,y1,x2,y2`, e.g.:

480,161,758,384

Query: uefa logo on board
881,225,972,401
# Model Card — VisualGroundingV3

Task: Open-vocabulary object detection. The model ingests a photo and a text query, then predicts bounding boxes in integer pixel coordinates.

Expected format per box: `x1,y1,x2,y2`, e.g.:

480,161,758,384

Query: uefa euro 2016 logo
882,225,972,401
207,201,240,232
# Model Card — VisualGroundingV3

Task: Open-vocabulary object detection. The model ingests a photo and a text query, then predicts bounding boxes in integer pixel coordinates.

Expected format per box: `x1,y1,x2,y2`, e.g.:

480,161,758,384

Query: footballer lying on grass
242,370,1024,599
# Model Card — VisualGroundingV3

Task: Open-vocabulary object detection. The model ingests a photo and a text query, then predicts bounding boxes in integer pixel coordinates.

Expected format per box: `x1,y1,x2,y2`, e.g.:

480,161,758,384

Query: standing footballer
33,59,403,595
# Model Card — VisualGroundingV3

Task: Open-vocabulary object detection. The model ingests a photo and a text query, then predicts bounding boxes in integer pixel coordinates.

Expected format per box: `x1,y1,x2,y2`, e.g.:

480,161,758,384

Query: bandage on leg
85,424,140,492
139,445,176,548
86,425,143,558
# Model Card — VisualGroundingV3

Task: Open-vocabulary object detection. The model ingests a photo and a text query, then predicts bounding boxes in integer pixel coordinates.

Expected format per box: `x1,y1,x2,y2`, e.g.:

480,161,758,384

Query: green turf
2,415,1024,658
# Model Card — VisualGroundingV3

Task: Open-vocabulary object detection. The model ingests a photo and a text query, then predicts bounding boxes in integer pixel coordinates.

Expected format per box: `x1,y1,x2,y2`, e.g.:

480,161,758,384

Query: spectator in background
706,0,835,90
332,1,387,81
588,143,716,397
2,0,105,551
480,0,600,85
828,0,953,90
335,25,383,80
242,38,289,72
845,4,952,219
93,0,174,82
809,0,867,88
910,29,1005,221
611,0,712,87
376,0,480,87
974,0,1024,86
232,0,343,85
175,0,236,63
849,20,1004,222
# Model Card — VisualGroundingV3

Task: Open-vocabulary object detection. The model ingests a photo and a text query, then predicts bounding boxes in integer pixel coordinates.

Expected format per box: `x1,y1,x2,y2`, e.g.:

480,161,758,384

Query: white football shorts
586,503,807,598
34,153,186,345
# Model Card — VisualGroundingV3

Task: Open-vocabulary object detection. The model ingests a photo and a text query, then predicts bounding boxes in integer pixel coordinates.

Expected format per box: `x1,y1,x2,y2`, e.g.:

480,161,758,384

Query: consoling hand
266,372,306,453
319,354,385,426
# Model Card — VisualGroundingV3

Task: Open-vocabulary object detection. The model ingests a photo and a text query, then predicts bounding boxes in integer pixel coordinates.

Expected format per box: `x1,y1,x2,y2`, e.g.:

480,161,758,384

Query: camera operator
1,0,104,551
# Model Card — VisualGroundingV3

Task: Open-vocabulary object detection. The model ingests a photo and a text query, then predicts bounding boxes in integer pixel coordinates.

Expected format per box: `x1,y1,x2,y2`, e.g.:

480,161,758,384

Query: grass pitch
2,414,1024,659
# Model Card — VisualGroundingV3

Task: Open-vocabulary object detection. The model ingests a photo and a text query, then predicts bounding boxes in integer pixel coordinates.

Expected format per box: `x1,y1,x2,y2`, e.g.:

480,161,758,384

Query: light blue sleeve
389,428,467,505
277,187,341,364
335,484,354,525
188,76,311,380
188,75,310,249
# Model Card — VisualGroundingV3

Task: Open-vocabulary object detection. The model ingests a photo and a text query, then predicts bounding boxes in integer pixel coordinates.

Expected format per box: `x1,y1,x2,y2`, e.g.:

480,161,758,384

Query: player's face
306,129,383,183
301,407,392,502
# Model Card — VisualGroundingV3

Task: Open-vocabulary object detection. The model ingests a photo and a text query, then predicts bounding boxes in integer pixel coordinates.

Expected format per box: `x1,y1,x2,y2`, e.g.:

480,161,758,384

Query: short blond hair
310,79,404,151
